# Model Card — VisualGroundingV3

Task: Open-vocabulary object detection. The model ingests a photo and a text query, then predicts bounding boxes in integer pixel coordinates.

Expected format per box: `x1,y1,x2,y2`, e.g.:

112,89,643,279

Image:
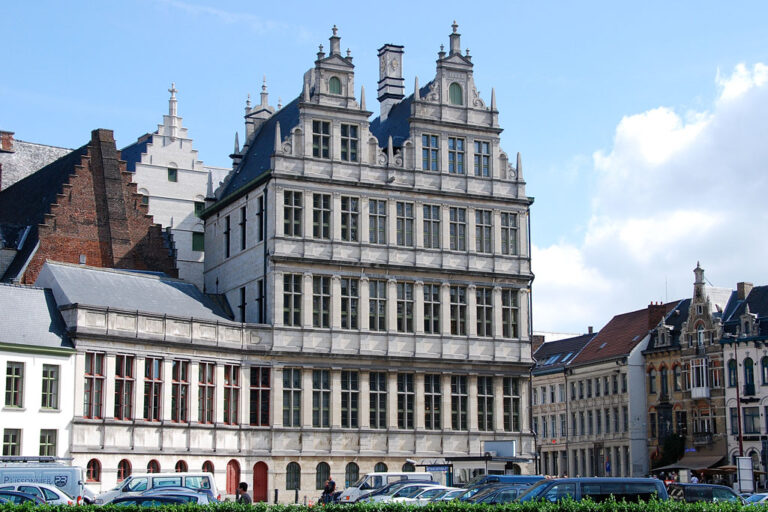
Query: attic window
449,82,463,105
329,76,341,95
561,352,573,362
544,355,560,365
599,342,607,349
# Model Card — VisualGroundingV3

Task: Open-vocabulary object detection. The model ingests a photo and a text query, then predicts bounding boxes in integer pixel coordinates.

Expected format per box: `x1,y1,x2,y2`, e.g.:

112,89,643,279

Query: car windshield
516,480,550,501
747,494,768,503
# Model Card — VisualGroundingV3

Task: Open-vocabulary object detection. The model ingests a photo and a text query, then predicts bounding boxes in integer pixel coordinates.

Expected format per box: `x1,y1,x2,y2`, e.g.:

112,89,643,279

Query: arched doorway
252,462,268,502
226,459,241,495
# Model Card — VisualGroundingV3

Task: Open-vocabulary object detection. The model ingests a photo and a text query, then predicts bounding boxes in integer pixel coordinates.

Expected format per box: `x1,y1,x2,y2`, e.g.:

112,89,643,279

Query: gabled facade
121,85,230,288
201,25,534,496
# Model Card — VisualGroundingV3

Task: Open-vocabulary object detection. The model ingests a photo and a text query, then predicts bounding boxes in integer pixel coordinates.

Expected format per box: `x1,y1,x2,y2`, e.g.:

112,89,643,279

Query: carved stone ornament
282,142,292,154
394,150,403,167
376,149,388,166
426,81,440,102
508,164,516,179
472,86,486,108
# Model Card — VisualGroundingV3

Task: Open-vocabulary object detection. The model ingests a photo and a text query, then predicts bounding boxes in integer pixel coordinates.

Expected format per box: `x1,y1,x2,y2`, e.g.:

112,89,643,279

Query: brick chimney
587,326,594,334
737,282,754,301
531,334,545,356
0,131,14,152
648,302,667,329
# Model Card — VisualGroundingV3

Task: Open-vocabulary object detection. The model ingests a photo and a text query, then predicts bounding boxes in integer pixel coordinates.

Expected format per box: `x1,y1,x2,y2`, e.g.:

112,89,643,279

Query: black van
667,483,743,503
517,477,669,502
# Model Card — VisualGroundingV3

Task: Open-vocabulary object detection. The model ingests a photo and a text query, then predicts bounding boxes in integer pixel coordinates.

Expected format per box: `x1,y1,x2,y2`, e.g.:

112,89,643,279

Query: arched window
286,462,301,491
648,369,657,394
660,367,669,396
202,460,214,474
762,357,768,385
673,365,682,391
315,462,330,490
728,359,737,387
745,358,755,387
402,462,415,472
344,462,359,488
175,460,188,473
697,325,705,345
374,462,387,472
449,83,463,105
86,459,101,482
329,77,341,95
117,459,131,482
147,460,160,473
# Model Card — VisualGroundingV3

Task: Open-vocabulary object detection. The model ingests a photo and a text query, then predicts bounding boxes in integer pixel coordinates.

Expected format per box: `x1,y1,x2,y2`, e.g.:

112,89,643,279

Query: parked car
393,486,460,505
463,474,546,488
370,483,440,503
745,492,768,505
0,481,74,504
337,471,435,503
466,484,528,504
110,495,188,506
95,472,219,504
667,483,744,503
361,479,435,502
436,489,465,501
0,490,46,505
141,487,218,504
517,477,669,502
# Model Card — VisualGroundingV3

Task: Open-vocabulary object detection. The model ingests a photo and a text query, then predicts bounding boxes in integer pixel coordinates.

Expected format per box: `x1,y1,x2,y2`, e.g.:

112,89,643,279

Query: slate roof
721,285,768,338
120,133,152,172
35,261,232,322
571,302,678,366
645,299,691,352
216,96,301,200
369,81,433,149
532,333,597,375
0,144,88,282
0,283,72,350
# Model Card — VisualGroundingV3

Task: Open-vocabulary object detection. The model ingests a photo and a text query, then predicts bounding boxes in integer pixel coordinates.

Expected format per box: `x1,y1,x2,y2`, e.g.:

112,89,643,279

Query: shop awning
652,454,724,472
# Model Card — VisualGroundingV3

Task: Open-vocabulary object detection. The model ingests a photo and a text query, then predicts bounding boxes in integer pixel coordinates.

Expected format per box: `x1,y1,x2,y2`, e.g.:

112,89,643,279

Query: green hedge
0,500,758,512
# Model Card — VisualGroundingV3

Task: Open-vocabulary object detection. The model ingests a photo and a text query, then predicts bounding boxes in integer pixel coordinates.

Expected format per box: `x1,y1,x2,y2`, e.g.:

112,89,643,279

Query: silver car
0,482,74,505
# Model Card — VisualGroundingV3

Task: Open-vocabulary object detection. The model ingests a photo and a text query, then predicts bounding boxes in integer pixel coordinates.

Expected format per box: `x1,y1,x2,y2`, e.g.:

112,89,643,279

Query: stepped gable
0,129,177,283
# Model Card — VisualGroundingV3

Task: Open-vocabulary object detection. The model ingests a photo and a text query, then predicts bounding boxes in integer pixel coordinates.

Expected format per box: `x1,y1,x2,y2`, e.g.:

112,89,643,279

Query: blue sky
2,1,767,332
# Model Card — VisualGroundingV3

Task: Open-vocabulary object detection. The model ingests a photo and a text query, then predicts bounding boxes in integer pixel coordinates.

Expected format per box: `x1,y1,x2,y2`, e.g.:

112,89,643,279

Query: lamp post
726,335,744,456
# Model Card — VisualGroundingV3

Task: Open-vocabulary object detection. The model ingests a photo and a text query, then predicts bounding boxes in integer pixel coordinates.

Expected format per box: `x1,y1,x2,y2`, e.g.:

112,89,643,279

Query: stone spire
234,132,240,154
449,21,461,56
516,152,523,180
360,86,366,111
274,121,282,153
491,88,497,111
168,82,179,140
414,76,420,100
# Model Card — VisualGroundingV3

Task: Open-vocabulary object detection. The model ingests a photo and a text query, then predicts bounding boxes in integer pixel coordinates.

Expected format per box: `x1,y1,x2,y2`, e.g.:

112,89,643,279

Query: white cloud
535,63,768,333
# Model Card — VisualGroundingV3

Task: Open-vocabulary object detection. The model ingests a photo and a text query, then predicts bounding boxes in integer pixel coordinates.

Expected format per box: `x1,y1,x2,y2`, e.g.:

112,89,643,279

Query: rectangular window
41,364,59,410
238,286,246,322
451,376,468,430
478,376,494,431
422,134,439,171
450,285,467,335
5,362,23,408
312,193,331,239
730,407,739,435
341,196,359,242
561,413,567,438
368,199,387,244
396,201,414,247
397,373,414,429
2,429,20,456
249,367,270,426
114,355,134,420
194,201,205,217
613,407,620,433
198,362,215,424
283,190,303,237
501,289,519,338
312,275,330,328
587,410,594,435
571,412,577,435
369,372,387,429
579,412,585,435
341,371,359,428
192,232,205,252
396,282,414,333
424,374,441,430
282,368,301,427
559,383,566,402
84,352,105,419
239,206,247,250
596,408,602,434
744,406,760,434
340,124,358,162
476,287,493,337
473,140,490,177
143,357,162,421
649,412,657,438
503,377,520,432
622,374,627,393
369,280,387,331
423,204,441,249
340,277,359,330
587,379,592,398
283,273,302,326
254,279,265,324
223,364,240,425
605,408,611,434
622,405,629,432
595,378,601,397
39,429,56,457
448,137,465,174
167,167,177,182
171,360,189,423
423,283,441,334
312,120,330,159
312,369,330,428
255,195,264,242
475,209,492,253
449,207,466,251
224,215,231,258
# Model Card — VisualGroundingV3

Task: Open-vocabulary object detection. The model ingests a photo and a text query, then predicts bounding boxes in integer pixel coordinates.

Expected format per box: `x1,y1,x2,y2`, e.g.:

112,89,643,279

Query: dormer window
329,76,342,95
449,82,463,105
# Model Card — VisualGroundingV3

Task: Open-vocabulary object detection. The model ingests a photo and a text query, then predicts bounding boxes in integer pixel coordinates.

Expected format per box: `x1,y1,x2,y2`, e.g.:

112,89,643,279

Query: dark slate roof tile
369,81,433,148
120,133,152,172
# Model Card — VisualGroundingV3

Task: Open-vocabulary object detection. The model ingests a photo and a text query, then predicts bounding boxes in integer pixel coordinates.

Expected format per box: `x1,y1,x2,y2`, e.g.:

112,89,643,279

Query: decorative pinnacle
346,48,351,58
262,75,267,92
246,93,251,108
168,82,177,98
332,25,338,36
319,44,324,52
278,97,283,109
452,21,458,33
466,48,470,56
440,44,444,52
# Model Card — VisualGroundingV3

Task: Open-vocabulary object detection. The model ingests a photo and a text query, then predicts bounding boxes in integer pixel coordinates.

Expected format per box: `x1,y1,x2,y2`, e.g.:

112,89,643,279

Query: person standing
322,476,336,504
237,482,252,504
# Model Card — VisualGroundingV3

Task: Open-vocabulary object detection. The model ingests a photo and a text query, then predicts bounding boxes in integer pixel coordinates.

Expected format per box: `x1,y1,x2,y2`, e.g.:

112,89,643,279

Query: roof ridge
45,261,185,284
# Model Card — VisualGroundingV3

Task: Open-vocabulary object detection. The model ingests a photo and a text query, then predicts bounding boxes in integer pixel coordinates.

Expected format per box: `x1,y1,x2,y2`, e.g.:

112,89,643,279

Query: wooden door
253,462,268,502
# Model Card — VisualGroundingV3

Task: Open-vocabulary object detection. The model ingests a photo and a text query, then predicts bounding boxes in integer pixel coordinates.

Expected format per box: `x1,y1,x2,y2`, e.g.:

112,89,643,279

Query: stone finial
168,82,178,118
491,88,496,111
449,21,461,55
303,81,310,101
246,93,251,109
260,76,269,107
438,44,445,59
360,86,366,111
516,152,523,179
274,121,282,153
346,48,351,58
278,97,283,110
414,76,420,100
452,21,458,33
169,82,177,98
332,25,338,36
234,132,240,154
329,25,341,55
317,44,325,60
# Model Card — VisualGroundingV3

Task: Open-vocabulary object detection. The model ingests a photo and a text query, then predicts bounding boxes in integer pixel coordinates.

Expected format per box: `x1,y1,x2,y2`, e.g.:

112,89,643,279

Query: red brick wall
21,129,177,283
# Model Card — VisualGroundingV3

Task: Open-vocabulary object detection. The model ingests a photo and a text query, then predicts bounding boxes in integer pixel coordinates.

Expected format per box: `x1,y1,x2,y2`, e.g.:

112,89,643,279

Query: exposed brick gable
21,129,177,283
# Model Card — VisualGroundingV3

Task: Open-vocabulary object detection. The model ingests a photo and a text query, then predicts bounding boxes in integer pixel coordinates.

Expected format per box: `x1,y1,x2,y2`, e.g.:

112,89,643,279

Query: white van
94,472,218,504
0,463,86,503
338,472,434,503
